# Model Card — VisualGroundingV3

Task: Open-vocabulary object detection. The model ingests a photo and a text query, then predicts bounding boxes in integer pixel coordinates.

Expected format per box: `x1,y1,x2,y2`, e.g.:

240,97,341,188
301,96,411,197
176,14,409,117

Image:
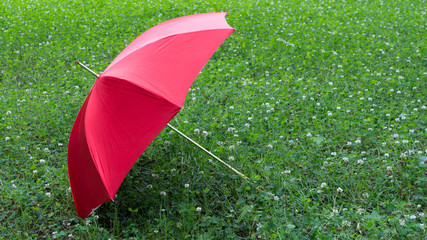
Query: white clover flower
227,127,236,133
160,191,166,196
282,170,291,174
228,156,235,161
194,129,200,135
327,111,332,116
229,145,235,151
387,166,392,171
342,220,351,227
357,208,365,214
33,170,38,174
58,143,63,147
399,219,406,226
355,139,361,144
342,157,349,162
6,111,11,115
46,192,51,197
267,144,273,149
337,187,343,193
245,123,250,128
202,131,209,137
410,215,416,219
332,208,339,214
5,137,10,141
11,184,16,189
184,184,189,188
331,152,337,156
40,159,46,164
328,82,333,86
357,159,364,165
274,196,280,201
306,132,312,137
146,184,153,189
195,207,202,212
402,140,409,144
321,182,327,188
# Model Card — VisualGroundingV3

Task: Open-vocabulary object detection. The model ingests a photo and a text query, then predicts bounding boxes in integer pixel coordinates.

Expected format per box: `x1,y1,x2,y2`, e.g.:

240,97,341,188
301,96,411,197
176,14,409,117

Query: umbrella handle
166,124,250,182
76,61,250,182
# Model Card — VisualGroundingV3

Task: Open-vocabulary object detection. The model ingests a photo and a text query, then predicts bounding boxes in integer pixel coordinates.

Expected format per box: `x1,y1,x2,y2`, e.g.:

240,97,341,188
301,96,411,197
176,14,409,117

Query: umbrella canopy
67,12,234,219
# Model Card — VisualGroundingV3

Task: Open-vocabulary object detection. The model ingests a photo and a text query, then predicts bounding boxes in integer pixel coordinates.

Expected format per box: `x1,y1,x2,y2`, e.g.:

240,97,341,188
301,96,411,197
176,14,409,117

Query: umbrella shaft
76,62,99,77
166,124,249,182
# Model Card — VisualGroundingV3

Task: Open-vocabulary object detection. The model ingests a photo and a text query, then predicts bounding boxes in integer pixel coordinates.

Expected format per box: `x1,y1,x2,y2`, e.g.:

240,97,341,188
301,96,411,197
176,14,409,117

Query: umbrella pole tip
76,61,80,65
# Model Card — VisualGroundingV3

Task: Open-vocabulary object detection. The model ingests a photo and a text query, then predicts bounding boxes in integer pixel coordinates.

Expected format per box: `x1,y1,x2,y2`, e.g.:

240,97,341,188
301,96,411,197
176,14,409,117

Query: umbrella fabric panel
101,29,234,108
104,12,234,72
85,76,180,199
67,93,112,219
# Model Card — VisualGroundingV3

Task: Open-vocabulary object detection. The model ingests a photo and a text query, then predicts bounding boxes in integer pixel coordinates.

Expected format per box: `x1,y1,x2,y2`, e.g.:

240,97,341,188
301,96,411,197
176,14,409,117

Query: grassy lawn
1,0,426,238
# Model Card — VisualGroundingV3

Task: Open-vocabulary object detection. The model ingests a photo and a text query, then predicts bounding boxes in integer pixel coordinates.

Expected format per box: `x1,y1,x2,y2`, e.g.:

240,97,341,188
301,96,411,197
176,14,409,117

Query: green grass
1,0,426,239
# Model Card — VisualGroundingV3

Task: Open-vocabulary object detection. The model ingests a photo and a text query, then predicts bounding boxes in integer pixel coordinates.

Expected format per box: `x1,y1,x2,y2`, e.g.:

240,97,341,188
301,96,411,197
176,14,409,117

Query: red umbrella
68,12,246,219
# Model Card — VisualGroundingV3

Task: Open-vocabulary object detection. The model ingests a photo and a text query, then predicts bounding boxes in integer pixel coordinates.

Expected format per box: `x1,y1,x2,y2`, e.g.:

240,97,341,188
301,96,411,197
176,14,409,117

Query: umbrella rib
76,61,250,182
